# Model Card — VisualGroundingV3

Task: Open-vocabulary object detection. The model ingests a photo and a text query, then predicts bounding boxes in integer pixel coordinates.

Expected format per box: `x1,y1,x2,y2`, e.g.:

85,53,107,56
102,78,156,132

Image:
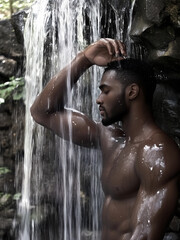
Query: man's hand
83,38,126,66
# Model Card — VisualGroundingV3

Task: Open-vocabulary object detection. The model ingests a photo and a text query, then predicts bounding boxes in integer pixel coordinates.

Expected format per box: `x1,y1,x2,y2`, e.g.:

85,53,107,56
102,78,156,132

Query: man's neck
121,104,155,143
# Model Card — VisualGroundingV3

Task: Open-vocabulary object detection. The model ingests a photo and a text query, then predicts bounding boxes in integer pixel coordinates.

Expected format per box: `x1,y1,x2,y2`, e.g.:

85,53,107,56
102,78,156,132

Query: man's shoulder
137,129,180,183
98,123,125,137
150,130,179,156
140,127,179,153
98,123,125,150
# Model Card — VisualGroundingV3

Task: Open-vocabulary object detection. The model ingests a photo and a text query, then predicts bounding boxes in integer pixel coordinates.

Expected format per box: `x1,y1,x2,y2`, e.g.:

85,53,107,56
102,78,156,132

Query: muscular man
31,38,180,240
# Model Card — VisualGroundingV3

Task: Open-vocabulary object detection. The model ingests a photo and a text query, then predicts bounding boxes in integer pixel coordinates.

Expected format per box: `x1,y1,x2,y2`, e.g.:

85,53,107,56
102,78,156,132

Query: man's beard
102,113,119,126
101,91,127,126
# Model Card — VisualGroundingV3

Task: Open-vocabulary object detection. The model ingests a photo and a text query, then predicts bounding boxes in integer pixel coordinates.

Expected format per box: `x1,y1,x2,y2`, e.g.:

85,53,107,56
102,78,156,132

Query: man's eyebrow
99,84,110,90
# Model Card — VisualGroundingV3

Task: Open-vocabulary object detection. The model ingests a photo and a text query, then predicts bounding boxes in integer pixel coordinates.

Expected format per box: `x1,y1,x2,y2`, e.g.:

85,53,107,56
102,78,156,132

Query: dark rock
0,218,13,231
0,156,4,167
142,25,175,50
0,172,15,193
145,0,165,24
11,9,29,45
130,0,180,79
169,216,180,232
0,101,13,114
3,150,13,159
0,208,15,219
0,113,11,128
0,75,9,84
0,132,10,149
164,1,180,28
164,232,180,240
130,0,153,41
153,83,180,138
0,19,23,58
0,56,17,77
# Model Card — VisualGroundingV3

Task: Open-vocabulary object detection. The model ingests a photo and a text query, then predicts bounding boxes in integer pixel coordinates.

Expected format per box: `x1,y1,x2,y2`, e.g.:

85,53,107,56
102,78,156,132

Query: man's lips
99,106,105,116
99,106,105,111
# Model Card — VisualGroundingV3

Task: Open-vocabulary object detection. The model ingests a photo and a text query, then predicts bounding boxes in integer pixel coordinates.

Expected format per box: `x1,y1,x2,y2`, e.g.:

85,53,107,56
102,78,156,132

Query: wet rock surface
0,12,25,239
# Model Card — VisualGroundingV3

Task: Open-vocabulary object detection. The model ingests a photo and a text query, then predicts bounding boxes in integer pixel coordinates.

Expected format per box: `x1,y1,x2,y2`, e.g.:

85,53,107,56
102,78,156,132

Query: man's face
96,70,128,126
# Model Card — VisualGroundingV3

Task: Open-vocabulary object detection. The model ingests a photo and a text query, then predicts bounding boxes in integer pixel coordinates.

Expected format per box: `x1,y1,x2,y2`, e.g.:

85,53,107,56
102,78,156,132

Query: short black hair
104,58,156,106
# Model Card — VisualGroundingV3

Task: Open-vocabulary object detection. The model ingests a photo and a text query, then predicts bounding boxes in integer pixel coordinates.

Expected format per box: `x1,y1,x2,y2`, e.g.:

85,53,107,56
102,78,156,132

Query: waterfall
18,0,133,239
18,0,50,239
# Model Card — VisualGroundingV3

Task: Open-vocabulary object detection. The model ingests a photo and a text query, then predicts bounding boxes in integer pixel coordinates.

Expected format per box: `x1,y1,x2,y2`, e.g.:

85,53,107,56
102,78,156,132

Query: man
31,38,180,240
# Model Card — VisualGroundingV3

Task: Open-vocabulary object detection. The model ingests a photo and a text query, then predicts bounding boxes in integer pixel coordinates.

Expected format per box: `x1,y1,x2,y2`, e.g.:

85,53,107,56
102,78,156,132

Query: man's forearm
31,52,92,118
31,38,126,119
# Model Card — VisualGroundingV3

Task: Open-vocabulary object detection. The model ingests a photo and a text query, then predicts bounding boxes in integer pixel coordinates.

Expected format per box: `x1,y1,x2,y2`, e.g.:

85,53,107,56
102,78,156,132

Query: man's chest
101,142,140,199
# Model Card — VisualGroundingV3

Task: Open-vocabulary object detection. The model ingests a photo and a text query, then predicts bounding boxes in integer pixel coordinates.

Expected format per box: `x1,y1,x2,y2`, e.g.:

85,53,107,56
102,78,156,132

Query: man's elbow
30,104,43,125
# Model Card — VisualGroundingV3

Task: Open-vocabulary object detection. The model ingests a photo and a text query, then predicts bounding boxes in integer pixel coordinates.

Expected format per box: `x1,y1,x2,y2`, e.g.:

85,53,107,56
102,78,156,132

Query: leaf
0,76,25,103
13,193,22,200
0,167,11,175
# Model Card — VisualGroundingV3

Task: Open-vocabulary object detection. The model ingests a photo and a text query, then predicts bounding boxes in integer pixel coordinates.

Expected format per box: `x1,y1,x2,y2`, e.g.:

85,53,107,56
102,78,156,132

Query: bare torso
99,124,137,239
99,123,172,240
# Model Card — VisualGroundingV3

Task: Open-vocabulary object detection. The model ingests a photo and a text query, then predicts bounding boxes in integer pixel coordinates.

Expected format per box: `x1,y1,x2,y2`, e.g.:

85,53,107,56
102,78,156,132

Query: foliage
0,0,34,20
0,76,25,104
0,167,11,175
13,192,21,200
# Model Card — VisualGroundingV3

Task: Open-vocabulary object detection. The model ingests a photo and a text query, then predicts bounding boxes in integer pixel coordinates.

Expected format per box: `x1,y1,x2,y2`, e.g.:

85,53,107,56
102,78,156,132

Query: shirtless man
31,38,180,240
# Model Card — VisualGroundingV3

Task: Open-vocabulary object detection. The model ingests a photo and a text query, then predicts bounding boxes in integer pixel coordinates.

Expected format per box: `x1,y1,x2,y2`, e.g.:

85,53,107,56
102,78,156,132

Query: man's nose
96,95,102,105
96,95,102,104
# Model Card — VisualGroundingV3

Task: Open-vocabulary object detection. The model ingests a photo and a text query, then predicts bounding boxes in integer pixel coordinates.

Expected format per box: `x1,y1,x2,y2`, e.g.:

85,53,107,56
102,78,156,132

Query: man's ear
126,83,140,100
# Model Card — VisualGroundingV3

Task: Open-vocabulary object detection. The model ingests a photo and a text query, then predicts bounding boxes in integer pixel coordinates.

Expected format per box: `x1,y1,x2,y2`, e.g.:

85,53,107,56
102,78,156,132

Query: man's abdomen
101,195,136,240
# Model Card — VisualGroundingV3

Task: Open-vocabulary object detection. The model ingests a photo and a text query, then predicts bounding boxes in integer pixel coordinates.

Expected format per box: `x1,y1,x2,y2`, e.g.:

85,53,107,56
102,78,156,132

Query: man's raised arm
30,38,126,147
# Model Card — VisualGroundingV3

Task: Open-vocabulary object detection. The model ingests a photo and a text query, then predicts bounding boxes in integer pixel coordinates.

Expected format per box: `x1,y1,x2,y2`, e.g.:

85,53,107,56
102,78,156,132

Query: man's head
97,58,156,126
104,58,156,106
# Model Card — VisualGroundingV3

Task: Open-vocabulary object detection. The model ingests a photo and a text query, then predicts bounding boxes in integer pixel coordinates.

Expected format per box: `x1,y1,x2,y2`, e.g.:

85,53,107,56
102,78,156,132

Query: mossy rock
0,194,12,211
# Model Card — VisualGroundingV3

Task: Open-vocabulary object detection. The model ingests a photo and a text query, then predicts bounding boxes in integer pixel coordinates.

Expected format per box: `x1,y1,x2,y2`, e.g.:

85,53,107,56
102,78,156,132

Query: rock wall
130,0,180,144
0,18,25,239
129,0,180,237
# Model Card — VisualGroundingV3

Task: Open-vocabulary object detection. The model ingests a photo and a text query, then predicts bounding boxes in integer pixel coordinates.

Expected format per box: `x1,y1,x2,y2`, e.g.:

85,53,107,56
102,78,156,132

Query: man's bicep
40,109,100,148
130,177,179,240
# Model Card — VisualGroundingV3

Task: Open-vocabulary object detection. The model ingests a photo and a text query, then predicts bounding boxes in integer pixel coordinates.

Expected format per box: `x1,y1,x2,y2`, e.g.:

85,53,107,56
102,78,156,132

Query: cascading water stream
18,0,134,239
18,1,50,239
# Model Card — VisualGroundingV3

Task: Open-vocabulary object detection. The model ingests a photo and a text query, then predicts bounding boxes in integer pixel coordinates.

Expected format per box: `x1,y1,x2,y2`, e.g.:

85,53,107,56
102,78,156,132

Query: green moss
0,193,12,210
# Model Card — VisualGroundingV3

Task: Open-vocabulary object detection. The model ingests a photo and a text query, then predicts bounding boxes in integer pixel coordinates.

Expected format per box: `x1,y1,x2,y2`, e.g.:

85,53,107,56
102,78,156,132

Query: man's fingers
100,38,114,55
102,38,127,57
104,38,119,55
117,40,127,56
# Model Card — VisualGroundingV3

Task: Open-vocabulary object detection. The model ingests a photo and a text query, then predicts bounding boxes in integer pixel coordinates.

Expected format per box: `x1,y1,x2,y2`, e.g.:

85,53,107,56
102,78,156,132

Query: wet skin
95,72,180,240
99,125,179,240
30,39,180,240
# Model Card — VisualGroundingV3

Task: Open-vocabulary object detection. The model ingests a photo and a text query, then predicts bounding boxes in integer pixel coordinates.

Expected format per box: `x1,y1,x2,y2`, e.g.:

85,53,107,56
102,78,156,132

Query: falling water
18,1,50,239
18,0,133,239
127,0,136,56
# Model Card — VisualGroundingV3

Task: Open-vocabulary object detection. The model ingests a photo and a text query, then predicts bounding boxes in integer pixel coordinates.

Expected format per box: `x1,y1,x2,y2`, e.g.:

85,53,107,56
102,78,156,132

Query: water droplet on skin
72,121,77,126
